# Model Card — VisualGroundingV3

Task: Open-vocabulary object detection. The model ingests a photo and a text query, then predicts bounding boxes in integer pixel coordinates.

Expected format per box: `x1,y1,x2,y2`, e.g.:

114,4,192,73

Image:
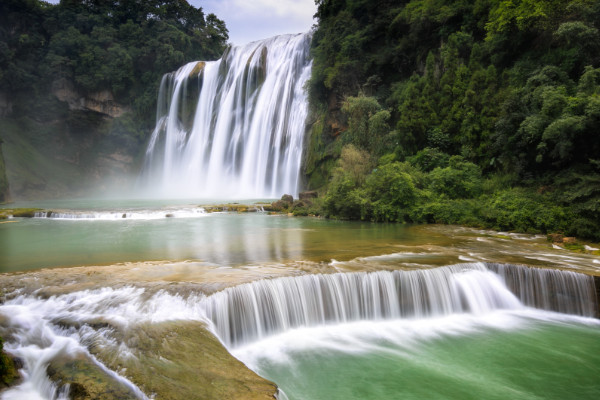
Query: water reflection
1,212,599,275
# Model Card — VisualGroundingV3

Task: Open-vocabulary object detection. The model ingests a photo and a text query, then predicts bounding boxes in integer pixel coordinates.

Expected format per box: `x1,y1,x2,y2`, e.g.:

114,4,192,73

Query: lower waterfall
140,33,312,199
0,263,597,399
202,263,598,347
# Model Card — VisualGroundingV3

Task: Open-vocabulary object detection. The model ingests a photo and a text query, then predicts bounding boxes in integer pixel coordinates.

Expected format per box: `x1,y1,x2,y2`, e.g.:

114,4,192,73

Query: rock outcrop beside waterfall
51,79,130,119
0,79,141,199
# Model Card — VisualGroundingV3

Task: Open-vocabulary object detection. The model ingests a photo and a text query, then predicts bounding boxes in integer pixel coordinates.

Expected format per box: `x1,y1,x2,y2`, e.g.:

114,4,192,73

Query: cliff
0,0,229,200
0,92,141,199
0,139,9,203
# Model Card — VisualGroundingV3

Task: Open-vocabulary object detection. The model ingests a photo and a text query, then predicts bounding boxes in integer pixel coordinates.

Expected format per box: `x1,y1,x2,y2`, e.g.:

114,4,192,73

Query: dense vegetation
305,0,600,240
1,0,227,122
0,0,228,198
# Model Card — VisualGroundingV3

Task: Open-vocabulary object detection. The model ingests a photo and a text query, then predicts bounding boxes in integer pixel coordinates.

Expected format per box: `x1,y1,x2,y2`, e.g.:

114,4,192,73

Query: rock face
0,92,13,118
0,140,9,203
52,79,128,118
1,78,140,200
299,190,318,202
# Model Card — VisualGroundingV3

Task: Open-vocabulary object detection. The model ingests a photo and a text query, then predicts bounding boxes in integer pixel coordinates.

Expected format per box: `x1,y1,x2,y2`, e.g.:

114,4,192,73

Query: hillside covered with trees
1,0,599,242
0,0,228,198
304,0,600,241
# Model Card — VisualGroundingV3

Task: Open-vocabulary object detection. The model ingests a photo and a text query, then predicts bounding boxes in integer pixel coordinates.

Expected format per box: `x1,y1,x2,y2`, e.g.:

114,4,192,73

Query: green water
0,212,425,272
240,315,600,400
2,200,600,274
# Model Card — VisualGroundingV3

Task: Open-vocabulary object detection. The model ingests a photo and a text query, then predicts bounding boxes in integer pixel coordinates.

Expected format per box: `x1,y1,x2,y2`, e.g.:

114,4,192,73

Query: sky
192,0,317,45
45,0,317,46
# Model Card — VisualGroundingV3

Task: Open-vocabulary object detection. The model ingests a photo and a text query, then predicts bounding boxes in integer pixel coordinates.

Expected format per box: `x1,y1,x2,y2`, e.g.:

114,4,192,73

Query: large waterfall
141,33,312,198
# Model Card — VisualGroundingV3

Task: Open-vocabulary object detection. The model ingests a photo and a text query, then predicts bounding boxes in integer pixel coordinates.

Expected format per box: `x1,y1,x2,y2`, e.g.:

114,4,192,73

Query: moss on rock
93,321,277,400
46,353,140,399
0,337,19,388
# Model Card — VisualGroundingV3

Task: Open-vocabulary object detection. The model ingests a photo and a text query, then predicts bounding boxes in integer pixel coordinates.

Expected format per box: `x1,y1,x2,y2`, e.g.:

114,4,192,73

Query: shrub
428,156,482,199
362,162,419,222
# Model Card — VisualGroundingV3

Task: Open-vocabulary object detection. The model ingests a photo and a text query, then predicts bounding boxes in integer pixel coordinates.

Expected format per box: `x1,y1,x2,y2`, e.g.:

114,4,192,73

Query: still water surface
2,199,599,274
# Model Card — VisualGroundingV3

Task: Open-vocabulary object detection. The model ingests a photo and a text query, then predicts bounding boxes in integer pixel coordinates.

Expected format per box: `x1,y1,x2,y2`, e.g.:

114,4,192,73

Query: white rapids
1,262,597,399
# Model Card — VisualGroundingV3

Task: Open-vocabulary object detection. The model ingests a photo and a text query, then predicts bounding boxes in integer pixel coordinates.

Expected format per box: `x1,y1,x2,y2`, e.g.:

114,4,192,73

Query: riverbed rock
270,200,286,211
93,321,278,400
0,343,20,388
281,194,294,204
46,353,140,399
547,233,564,243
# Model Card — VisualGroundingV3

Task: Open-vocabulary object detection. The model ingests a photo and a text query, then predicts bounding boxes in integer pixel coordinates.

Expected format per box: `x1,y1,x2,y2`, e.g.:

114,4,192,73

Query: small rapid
32,207,207,220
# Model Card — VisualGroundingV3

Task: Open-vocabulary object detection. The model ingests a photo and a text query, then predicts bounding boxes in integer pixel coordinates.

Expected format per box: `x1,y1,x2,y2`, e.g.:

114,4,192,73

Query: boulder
547,233,564,243
46,353,140,399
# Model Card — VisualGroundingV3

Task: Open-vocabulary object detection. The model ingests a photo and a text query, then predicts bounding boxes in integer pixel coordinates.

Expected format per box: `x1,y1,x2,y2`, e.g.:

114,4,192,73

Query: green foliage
323,174,365,219
362,162,418,222
481,189,573,234
407,147,449,172
0,0,229,138
309,0,600,240
428,156,482,199
341,95,391,154
485,0,577,36
336,144,373,186
494,65,600,172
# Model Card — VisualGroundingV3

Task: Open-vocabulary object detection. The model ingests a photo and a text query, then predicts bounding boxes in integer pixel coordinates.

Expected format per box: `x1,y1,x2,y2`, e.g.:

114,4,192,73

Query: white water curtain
142,33,313,199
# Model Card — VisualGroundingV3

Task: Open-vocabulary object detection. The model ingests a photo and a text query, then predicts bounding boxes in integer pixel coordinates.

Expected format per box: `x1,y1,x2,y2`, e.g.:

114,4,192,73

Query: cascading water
140,33,313,199
202,263,598,347
1,263,597,399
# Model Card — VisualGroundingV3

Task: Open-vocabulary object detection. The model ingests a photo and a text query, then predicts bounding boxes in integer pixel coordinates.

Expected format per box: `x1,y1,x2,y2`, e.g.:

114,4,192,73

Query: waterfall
140,33,313,199
202,263,598,347
1,263,597,398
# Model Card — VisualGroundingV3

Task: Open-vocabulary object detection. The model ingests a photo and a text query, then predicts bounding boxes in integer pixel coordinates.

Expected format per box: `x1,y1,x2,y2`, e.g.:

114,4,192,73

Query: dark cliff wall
0,139,9,203
0,0,229,200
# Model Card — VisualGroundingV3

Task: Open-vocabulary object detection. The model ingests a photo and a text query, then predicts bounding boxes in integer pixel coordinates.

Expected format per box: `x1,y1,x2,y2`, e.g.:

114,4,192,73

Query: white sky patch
191,0,316,45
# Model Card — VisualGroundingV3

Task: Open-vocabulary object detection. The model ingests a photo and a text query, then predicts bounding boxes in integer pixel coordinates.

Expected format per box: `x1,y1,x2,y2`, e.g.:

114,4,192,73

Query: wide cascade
203,263,598,347
141,33,312,198
1,263,597,399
